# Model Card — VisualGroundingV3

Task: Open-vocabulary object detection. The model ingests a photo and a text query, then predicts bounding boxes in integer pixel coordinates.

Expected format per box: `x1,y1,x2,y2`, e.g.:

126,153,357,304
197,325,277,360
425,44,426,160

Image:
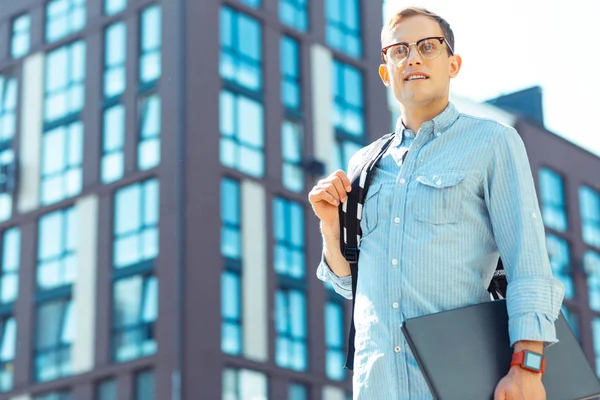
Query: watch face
524,351,542,371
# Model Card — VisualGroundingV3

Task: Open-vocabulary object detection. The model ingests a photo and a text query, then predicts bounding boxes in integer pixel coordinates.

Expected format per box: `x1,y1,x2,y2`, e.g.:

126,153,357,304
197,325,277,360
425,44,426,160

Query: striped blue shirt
317,102,565,399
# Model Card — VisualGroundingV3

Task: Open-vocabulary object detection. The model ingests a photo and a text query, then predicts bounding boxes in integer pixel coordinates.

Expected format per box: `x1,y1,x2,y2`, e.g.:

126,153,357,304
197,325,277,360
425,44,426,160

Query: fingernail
347,186,352,192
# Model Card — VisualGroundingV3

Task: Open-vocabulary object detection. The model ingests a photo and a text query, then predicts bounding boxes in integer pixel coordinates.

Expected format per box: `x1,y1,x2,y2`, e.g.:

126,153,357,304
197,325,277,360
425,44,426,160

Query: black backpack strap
340,133,395,371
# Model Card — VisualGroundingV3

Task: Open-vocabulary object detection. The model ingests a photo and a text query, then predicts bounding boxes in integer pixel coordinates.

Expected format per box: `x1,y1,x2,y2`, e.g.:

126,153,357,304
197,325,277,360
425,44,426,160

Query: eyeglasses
381,36,454,64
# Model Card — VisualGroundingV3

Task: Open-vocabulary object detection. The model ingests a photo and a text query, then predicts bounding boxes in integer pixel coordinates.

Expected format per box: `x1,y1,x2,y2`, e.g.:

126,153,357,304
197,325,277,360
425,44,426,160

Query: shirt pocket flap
415,171,465,189
364,182,382,202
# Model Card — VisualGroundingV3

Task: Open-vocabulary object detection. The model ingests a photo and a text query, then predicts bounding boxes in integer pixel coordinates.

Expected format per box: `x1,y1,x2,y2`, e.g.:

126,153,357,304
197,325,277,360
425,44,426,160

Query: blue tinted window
41,122,84,205
325,0,361,57
275,289,307,371
289,383,308,400
580,186,600,248
222,368,268,398
593,318,600,376
105,0,127,15
35,299,74,382
46,0,86,43
138,95,161,170
274,198,305,278
11,14,31,59
221,178,241,260
135,370,155,400
113,275,158,362
279,0,307,31
539,168,567,232
104,22,127,99
221,178,242,355
220,7,262,92
586,251,600,311
219,90,264,177
140,6,162,86
325,301,345,380
113,180,160,269
96,379,117,400
33,391,71,400
281,36,301,111
241,0,260,7
37,208,77,291
101,105,125,184
0,317,16,392
0,75,18,222
282,121,303,193
546,234,573,300
332,60,364,170
0,228,21,304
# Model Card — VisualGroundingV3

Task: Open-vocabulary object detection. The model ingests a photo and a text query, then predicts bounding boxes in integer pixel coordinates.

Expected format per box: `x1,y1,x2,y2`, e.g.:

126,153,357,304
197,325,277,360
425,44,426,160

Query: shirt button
394,217,400,224
393,302,399,309
395,346,401,353
435,132,441,137
392,259,398,266
399,178,406,185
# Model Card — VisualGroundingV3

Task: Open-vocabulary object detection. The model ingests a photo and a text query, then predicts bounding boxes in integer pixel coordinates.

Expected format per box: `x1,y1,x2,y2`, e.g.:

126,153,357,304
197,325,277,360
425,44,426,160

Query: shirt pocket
361,182,383,237
414,171,465,224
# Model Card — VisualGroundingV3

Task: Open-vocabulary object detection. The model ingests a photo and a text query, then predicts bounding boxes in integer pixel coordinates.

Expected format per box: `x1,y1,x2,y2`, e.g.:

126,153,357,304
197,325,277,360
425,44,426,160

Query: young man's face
379,15,461,107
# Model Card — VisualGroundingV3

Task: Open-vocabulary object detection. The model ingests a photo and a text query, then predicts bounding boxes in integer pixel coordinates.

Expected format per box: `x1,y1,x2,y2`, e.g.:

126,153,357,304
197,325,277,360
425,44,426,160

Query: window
221,179,242,355
546,234,573,300
586,251,600,311
561,306,579,341
101,105,125,184
104,22,126,100
42,41,86,206
33,391,71,400
241,0,260,7
222,368,268,400
37,208,77,291
113,180,159,270
0,317,16,392
0,75,18,222
274,198,307,371
281,36,301,112
288,383,308,400
135,370,155,400
538,168,568,232
325,0,361,57
112,180,159,363
220,7,262,93
35,299,74,382
593,317,600,376
219,91,264,177
140,5,162,87
580,186,600,248
325,300,345,380
138,95,161,171
333,60,364,170
96,379,117,400
11,14,31,58
105,0,127,15
0,227,21,304
279,0,307,31
46,0,86,43
282,121,303,193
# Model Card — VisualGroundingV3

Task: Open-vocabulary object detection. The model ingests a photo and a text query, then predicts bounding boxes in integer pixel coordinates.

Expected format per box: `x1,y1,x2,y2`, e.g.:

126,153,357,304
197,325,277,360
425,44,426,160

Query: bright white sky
383,0,600,157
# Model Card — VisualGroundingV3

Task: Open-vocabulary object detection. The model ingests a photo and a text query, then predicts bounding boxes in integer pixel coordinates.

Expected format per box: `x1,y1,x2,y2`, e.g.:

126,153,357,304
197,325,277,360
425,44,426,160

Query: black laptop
401,299,600,400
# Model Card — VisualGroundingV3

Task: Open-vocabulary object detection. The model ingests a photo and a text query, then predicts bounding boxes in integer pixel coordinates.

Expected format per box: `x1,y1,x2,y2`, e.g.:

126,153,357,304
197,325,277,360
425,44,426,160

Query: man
308,7,565,400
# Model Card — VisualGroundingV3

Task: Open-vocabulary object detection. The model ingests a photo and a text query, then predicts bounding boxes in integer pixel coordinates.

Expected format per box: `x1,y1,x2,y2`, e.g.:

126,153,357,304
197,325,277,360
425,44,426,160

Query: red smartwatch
511,350,546,374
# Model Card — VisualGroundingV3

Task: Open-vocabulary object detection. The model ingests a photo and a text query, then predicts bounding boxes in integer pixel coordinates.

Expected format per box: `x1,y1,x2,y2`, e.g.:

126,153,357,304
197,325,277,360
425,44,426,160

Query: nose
406,43,423,65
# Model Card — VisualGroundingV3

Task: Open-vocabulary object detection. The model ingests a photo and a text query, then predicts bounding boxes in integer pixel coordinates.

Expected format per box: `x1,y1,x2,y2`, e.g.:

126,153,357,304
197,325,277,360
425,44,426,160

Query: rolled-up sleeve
483,126,565,347
316,253,353,299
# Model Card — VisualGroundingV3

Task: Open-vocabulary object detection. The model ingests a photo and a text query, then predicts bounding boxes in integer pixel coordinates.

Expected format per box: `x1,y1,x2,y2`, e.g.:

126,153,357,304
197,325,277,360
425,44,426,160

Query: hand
308,170,352,229
494,366,545,400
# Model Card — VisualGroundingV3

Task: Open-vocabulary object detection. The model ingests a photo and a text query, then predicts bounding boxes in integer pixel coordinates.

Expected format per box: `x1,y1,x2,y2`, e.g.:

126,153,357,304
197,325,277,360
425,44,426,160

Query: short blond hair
381,7,455,55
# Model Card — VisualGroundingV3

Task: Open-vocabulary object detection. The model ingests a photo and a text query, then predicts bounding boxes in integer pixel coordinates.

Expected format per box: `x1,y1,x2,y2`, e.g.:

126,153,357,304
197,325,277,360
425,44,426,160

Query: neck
400,98,449,134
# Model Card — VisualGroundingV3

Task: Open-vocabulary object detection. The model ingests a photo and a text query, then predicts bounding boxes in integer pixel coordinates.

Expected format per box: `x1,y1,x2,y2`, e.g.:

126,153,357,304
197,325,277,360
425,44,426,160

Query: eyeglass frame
381,36,454,64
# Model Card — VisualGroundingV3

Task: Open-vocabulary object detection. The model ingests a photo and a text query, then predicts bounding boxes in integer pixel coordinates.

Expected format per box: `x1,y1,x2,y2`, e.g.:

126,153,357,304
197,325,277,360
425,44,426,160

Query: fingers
308,187,339,207
333,170,353,192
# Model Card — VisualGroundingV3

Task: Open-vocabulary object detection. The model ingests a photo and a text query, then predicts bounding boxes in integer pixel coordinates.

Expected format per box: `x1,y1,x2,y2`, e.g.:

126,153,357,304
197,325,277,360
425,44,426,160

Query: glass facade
279,0,308,31
46,0,86,43
0,75,18,222
580,186,600,249
11,14,31,59
325,0,361,57
539,168,568,232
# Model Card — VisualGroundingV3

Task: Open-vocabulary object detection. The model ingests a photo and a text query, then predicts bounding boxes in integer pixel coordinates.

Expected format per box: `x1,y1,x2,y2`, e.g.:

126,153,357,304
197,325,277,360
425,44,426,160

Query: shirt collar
393,102,460,141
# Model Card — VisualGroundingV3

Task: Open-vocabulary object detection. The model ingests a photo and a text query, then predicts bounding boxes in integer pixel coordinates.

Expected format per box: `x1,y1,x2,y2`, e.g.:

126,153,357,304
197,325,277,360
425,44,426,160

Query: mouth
404,74,429,82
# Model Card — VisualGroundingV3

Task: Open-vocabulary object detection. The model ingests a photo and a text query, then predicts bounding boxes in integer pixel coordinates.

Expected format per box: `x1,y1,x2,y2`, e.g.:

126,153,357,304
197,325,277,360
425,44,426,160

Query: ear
379,64,391,87
449,54,462,78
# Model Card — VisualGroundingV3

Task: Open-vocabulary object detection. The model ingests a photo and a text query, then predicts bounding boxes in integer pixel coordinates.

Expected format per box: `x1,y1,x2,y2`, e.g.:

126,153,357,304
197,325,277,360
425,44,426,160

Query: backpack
338,133,508,370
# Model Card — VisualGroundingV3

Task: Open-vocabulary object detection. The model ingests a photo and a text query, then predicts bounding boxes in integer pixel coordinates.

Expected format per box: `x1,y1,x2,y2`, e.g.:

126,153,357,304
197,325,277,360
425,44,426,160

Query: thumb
494,386,506,400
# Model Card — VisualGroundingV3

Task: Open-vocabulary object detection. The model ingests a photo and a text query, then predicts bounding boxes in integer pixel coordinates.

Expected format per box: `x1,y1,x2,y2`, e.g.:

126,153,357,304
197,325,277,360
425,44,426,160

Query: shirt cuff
506,275,565,348
316,253,353,300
